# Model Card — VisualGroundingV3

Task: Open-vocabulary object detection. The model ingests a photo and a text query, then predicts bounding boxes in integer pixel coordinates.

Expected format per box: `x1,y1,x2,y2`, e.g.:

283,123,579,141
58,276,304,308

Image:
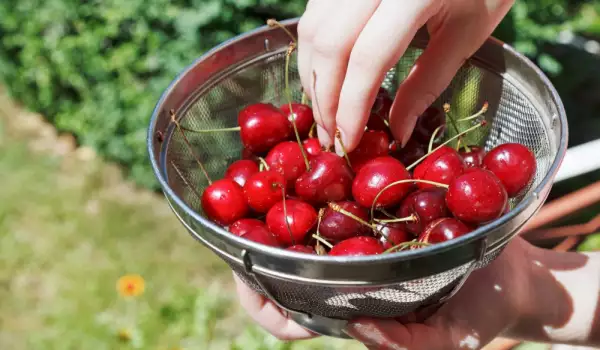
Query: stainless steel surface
148,18,568,337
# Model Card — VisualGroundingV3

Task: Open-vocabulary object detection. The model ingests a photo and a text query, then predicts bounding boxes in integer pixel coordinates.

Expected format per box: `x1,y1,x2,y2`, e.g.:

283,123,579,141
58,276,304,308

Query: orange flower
117,274,145,297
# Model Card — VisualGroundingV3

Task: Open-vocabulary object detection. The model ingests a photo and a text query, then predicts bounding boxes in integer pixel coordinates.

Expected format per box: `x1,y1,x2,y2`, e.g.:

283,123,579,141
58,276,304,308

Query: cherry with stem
383,240,431,254
369,179,449,220
335,129,353,169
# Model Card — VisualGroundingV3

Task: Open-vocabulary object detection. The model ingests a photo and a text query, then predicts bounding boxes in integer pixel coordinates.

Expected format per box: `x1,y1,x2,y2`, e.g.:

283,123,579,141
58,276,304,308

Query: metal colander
148,19,568,338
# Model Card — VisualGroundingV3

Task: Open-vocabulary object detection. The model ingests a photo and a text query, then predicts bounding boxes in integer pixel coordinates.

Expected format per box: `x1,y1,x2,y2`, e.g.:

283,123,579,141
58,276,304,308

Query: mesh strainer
147,19,568,338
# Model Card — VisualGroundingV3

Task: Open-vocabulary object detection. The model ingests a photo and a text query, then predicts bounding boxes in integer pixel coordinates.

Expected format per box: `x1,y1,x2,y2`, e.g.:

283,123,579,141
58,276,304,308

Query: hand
297,0,514,153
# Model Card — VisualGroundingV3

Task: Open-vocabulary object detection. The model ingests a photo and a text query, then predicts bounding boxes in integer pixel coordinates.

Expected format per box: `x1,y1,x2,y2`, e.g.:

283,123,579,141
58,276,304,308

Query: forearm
507,245,600,346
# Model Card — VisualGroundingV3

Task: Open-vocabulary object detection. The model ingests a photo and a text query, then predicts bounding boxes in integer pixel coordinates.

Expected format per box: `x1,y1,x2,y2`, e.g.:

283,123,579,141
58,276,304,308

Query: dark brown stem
170,161,202,199
170,110,212,185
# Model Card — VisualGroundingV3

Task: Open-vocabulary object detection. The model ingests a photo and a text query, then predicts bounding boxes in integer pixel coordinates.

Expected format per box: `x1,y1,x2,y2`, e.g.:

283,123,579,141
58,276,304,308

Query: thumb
389,1,513,147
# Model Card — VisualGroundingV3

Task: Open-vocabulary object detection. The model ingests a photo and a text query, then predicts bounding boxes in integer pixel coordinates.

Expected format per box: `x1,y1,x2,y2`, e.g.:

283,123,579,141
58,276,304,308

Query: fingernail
317,125,332,148
334,129,346,157
400,116,418,148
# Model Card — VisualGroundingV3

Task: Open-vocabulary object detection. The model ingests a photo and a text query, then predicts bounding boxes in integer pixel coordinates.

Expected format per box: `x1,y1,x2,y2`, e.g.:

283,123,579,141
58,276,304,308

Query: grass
0,92,360,350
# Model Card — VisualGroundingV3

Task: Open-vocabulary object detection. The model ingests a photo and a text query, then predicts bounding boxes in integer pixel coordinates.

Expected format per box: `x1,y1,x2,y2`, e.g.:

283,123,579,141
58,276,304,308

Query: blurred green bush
0,0,599,189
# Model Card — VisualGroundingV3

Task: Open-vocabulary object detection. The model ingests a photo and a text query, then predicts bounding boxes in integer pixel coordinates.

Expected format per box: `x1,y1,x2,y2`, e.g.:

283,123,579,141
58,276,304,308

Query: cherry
348,130,390,173
397,187,450,235
390,137,427,166
265,141,306,189
418,218,471,244
295,152,354,204
376,222,410,250
201,179,249,226
459,146,486,169
241,148,258,160
446,168,508,224
229,218,266,236
329,236,384,256
483,143,536,198
413,146,465,189
366,88,393,132
266,199,317,246
224,159,259,187
243,170,285,213
412,106,446,144
287,245,316,254
240,226,281,247
280,103,314,139
320,201,371,241
238,103,292,154
352,156,412,209
302,138,322,158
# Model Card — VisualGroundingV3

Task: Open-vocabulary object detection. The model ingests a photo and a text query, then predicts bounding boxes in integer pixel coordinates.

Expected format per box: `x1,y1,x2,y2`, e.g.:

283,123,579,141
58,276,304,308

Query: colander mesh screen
162,44,552,319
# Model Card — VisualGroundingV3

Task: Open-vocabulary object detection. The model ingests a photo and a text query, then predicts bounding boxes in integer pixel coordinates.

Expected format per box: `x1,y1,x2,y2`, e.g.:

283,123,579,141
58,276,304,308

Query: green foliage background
0,0,599,190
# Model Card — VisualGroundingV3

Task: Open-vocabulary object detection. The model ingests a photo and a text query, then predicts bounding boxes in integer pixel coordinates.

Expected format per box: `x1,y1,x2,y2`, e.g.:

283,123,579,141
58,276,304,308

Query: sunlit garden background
1,1,600,349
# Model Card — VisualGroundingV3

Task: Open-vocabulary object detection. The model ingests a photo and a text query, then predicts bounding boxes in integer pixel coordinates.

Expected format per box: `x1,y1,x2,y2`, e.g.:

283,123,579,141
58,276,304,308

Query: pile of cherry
179,87,537,257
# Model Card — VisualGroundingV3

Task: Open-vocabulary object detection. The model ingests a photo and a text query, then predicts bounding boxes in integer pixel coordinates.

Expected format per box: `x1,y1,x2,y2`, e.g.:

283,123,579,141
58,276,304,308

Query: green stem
384,240,431,254
456,102,489,122
374,214,416,224
285,44,310,171
370,179,449,220
335,129,353,169
311,234,333,249
428,125,444,153
181,126,240,133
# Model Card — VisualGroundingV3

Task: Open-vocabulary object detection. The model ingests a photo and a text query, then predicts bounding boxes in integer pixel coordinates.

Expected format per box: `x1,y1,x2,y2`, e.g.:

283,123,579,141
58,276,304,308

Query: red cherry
229,218,266,236
243,170,285,213
320,201,371,241
280,103,314,139
348,130,390,173
352,156,412,209
413,146,465,189
265,141,306,189
266,199,317,246
397,188,450,235
241,226,281,247
412,106,446,144
329,236,384,256
418,218,471,244
303,138,322,158
286,245,316,254
376,222,411,250
241,148,257,160
482,143,536,198
459,146,486,169
238,103,292,154
366,88,393,132
224,159,259,187
446,168,508,224
295,152,354,204
390,137,427,166
201,179,249,226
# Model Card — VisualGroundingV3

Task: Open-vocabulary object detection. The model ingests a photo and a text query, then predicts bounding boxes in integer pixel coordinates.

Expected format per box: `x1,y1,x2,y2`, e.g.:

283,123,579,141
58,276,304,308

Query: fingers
232,273,316,341
389,0,514,146
298,0,382,147
334,0,438,153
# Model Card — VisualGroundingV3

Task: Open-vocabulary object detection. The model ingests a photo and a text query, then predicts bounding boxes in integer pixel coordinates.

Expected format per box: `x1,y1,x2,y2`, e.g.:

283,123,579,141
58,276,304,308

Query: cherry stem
308,122,316,138
379,208,398,219
335,129,352,169
301,91,309,105
428,125,444,153
279,186,296,246
170,110,212,185
328,202,377,232
444,103,464,151
267,19,297,45
383,240,431,254
257,157,270,171
314,208,325,254
311,234,333,249
374,214,417,224
370,179,449,220
456,102,489,122
180,125,240,133
170,161,202,199
406,120,487,171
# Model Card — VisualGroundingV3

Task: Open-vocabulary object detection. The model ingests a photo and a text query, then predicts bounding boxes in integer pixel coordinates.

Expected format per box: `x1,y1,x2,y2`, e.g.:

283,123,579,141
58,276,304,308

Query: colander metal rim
147,17,568,264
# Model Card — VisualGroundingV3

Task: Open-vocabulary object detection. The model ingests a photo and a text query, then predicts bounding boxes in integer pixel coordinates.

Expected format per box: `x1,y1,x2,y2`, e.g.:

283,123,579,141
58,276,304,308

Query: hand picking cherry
418,218,471,244
201,179,249,226
483,143,536,197
224,159,259,187
280,103,314,139
266,199,317,246
303,138,322,158
446,168,508,224
287,245,316,254
229,218,266,236
459,146,486,169
376,222,410,250
320,201,371,241
265,141,307,189
412,106,446,144
397,187,450,235
366,88,393,133
238,103,292,153
329,236,384,256
348,130,390,173
352,156,412,209
243,170,285,213
295,152,354,204
390,137,427,166
413,146,465,189
240,226,281,247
